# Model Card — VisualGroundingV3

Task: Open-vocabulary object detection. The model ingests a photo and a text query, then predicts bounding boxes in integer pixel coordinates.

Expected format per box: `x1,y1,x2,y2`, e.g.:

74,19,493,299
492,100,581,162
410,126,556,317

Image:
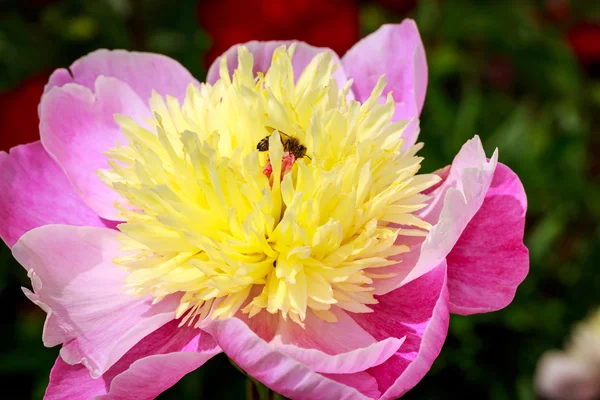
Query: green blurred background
1,0,599,398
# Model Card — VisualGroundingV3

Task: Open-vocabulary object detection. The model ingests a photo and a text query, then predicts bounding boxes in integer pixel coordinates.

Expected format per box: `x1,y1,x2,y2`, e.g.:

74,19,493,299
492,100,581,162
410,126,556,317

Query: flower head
0,20,528,399
102,44,438,327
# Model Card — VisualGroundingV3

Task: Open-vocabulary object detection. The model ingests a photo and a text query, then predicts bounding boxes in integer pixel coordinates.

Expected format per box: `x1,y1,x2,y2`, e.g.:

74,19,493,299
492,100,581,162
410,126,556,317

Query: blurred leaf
527,210,567,264
66,15,98,41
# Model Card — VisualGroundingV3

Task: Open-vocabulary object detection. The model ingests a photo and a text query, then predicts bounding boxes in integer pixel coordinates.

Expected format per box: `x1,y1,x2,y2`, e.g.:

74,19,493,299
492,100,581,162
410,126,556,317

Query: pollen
98,45,440,327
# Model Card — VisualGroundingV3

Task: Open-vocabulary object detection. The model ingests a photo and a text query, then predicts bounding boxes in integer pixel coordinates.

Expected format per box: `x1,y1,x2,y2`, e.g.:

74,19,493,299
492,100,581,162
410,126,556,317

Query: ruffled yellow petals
101,44,438,326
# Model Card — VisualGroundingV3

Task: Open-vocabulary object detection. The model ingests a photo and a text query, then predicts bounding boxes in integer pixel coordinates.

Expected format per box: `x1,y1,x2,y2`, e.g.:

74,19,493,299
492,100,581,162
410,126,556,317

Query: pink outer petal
446,163,529,315
45,320,221,400
351,261,449,399
201,317,372,400
322,372,382,399
272,308,405,374
12,225,180,378
373,136,498,295
40,77,152,221
0,142,110,248
46,49,198,103
342,20,427,147
206,41,350,90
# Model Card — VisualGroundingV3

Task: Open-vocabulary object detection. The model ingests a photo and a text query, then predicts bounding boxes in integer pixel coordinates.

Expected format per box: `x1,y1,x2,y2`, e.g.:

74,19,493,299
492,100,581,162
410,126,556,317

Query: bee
256,127,310,160
256,135,272,152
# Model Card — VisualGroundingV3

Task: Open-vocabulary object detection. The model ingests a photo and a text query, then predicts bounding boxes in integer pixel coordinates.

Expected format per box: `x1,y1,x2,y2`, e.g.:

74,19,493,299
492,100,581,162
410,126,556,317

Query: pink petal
12,225,180,378
201,317,372,400
46,49,197,103
45,320,221,400
206,41,350,89
446,163,529,315
351,261,449,399
45,362,106,399
323,372,382,399
273,308,405,373
341,20,428,147
373,136,498,295
40,77,152,220
0,142,110,248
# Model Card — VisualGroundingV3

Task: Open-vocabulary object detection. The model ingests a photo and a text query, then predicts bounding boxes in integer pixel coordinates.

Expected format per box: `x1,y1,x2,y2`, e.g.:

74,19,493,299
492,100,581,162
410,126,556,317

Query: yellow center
99,45,440,327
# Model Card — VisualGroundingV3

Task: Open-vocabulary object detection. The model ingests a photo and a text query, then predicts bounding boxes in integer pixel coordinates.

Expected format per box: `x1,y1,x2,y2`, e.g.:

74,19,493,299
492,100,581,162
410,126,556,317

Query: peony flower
0,20,528,399
535,308,600,400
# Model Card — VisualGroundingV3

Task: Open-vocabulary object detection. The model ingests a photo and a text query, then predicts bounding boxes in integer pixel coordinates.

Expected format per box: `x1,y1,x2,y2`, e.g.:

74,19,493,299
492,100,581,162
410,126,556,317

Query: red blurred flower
0,74,49,152
545,0,571,24
198,0,360,66
567,22,600,65
542,1,600,71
